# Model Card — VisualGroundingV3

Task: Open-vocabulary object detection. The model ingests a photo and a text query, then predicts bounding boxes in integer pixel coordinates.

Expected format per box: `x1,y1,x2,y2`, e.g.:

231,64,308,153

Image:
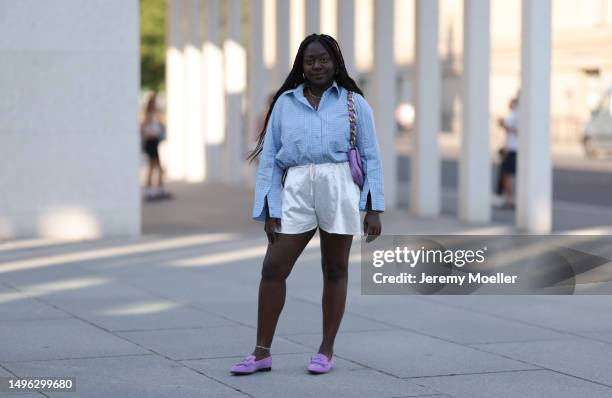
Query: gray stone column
166,0,188,181
412,0,441,216
337,0,356,77
202,0,225,181
0,0,140,239
223,0,247,185
274,0,291,87
247,0,267,188
372,0,397,210
459,0,491,223
305,0,321,34
184,0,206,182
517,0,552,233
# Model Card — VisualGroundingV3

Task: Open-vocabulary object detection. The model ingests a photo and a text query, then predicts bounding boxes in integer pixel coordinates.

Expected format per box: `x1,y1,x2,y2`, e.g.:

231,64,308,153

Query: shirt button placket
317,93,325,163
312,112,322,163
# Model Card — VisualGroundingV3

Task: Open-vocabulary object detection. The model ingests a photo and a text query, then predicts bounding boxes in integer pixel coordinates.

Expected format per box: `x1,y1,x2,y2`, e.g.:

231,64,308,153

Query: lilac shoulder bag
348,91,365,189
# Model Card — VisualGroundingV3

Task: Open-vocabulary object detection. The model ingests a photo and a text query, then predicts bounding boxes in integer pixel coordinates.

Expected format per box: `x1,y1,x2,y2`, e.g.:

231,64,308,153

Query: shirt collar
329,79,340,94
289,79,340,97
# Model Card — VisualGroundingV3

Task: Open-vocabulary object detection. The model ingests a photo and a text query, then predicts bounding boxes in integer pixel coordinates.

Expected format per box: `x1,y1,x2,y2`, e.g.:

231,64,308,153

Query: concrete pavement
0,182,611,397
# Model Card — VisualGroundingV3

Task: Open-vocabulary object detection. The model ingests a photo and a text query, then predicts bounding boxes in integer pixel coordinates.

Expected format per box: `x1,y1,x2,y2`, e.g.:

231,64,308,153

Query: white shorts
275,162,362,236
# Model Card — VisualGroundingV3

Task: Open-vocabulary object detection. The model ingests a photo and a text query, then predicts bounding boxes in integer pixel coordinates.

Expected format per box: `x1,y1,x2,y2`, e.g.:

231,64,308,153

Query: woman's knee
323,261,348,282
261,258,291,282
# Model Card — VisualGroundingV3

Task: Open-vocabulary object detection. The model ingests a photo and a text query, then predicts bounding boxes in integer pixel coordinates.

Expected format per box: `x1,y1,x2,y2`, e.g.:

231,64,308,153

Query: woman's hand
264,217,281,245
363,211,382,242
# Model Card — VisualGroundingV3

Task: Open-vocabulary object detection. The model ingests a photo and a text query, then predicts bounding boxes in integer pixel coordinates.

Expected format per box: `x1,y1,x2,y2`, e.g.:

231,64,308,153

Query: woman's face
302,41,336,86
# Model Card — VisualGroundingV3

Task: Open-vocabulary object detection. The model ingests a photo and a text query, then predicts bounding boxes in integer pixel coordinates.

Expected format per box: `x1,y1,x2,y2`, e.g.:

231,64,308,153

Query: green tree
140,0,166,91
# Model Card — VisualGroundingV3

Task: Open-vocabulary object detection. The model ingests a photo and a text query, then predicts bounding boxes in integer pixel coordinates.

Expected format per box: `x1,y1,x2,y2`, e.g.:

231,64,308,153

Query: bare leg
252,228,317,359
154,158,164,189
317,228,353,359
503,174,514,207
146,158,154,188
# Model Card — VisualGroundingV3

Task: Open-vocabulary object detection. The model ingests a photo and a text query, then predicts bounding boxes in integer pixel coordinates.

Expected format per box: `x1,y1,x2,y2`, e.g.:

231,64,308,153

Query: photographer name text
372,272,517,285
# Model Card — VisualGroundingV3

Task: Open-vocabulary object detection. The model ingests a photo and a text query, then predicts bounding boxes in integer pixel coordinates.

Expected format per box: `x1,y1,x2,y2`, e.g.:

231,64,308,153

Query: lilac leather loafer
230,355,272,375
307,353,334,374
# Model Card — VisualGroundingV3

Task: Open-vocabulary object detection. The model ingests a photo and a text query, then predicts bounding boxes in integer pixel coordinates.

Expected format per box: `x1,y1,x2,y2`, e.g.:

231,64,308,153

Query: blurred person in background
140,92,171,201
497,95,519,209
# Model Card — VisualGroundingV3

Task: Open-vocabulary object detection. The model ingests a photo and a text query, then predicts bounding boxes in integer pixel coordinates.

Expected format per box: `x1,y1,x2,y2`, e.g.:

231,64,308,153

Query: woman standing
140,92,171,201
230,34,384,375
497,96,519,209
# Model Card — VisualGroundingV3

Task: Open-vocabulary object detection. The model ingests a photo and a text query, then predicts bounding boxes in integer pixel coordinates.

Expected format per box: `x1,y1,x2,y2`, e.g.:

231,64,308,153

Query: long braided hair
246,34,364,163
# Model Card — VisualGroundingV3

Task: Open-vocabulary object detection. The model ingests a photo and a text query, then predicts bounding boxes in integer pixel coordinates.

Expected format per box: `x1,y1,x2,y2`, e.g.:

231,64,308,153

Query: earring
302,73,305,79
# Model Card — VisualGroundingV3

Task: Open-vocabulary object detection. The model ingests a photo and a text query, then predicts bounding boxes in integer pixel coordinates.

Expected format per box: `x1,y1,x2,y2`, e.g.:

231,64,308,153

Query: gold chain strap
348,91,357,147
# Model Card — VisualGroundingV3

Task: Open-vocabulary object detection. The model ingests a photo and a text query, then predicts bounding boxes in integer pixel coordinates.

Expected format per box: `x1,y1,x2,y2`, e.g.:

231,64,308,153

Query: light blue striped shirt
252,80,385,222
